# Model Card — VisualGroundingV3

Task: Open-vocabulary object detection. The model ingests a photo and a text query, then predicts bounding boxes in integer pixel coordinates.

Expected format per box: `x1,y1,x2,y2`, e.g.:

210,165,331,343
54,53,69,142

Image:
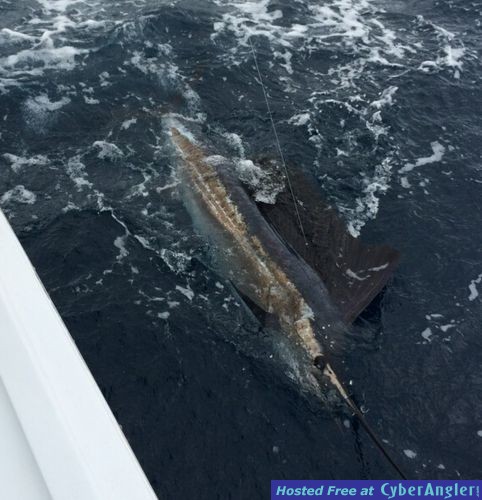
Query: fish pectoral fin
229,281,281,330
256,168,400,324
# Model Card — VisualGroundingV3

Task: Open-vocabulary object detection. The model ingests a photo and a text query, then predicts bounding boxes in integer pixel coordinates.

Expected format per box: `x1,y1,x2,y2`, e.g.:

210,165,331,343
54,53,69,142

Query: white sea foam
205,155,226,167
114,235,129,261
416,16,467,79
212,0,411,73
0,29,37,42
3,153,48,173
0,0,111,91
156,181,180,193
25,94,71,113
211,0,468,236
99,71,110,87
62,201,80,213
36,0,79,13
289,113,311,126
78,19,113,30
130,51,174,78
1,185,36,205
344,157,393,237
440,324,456,333
370,86,398,110
160,249,191,274
125,43,201,114
223,132,245,157
400,142,445,174
84,96,99,105
2,45,86,76
421,328,433,342
403,449,417,459
93,141,124,161
121,118,137,130
426,313,444,320
235,159,285,204
441,46,465,79
22,93,71,130
66,156,92,191
212,0,285,49
468,274,482,301
176,284,194,301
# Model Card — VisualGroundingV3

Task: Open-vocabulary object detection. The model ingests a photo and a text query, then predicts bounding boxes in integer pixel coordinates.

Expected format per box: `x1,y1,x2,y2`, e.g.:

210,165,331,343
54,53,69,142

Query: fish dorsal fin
255,170,400,324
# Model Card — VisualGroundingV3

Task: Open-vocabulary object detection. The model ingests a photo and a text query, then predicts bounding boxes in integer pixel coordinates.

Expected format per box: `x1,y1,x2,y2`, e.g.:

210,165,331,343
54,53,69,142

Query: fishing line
321,362,407,480
248,36,308,246
345,395,408,480
248,36,406,480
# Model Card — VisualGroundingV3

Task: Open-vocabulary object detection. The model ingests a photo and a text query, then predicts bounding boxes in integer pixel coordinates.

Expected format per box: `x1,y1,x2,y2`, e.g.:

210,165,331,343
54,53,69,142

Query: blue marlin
166,117,404,477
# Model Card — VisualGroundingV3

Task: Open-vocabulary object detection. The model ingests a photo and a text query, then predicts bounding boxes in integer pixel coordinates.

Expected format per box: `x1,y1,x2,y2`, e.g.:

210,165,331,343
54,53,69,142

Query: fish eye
313,355,325,371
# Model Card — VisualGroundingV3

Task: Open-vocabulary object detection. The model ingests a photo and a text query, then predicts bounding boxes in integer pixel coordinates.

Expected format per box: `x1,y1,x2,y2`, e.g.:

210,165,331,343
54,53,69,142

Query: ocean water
0,0,481,496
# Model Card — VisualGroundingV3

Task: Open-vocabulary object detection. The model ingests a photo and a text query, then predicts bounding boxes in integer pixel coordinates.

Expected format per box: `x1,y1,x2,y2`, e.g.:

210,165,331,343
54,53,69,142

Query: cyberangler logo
381,482,480,500
271,480,481,499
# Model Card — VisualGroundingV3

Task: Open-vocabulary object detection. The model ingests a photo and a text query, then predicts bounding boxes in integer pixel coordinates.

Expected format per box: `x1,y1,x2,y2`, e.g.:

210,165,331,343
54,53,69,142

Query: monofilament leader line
248,36,407,480
248,36,308,246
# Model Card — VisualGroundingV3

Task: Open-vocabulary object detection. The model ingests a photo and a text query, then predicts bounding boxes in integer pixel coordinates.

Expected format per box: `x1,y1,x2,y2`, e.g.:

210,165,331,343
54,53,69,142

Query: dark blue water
1,0,481,497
